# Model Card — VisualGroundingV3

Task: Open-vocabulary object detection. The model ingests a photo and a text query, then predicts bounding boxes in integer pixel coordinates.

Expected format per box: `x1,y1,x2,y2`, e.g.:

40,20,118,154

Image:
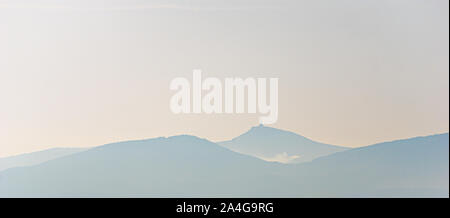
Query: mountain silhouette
219,125,348,163
0,147,89,172
294,133,449,197
0,135,288,197
0,132,448,197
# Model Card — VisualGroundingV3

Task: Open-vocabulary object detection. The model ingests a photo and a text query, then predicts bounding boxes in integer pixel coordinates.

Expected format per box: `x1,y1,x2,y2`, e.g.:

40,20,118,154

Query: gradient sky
0,0,449,157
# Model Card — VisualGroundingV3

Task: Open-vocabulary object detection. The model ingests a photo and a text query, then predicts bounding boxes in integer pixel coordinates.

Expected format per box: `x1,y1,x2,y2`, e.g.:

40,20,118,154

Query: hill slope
296,133,449,197
0,147,89,172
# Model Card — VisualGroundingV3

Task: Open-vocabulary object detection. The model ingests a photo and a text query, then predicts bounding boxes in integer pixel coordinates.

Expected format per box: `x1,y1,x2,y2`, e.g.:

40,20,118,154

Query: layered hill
0,132,447,197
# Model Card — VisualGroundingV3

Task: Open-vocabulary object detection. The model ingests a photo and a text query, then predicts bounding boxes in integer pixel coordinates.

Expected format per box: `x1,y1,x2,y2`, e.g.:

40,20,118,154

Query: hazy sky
1,0,448,157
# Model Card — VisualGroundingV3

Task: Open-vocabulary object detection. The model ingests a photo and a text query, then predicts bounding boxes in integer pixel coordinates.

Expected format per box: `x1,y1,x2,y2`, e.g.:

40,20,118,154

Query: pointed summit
220,126,348,163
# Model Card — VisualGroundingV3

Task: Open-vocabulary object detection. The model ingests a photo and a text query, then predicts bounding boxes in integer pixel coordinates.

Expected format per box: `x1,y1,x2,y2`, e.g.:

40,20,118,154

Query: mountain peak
220,126,348,163
245,125,308,141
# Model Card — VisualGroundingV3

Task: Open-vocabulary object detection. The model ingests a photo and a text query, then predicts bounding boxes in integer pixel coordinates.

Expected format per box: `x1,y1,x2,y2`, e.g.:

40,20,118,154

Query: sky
0,0,449,157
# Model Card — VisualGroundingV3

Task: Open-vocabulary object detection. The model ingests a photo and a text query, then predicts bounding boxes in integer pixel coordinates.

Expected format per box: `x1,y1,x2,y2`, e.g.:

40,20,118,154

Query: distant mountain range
219,125,348,163
0,147,89,171
0,127,448,197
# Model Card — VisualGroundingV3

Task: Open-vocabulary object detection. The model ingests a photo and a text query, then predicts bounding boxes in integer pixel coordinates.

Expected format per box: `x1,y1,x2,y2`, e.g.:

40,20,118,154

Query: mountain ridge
0,132,447,197
0,147,90,172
